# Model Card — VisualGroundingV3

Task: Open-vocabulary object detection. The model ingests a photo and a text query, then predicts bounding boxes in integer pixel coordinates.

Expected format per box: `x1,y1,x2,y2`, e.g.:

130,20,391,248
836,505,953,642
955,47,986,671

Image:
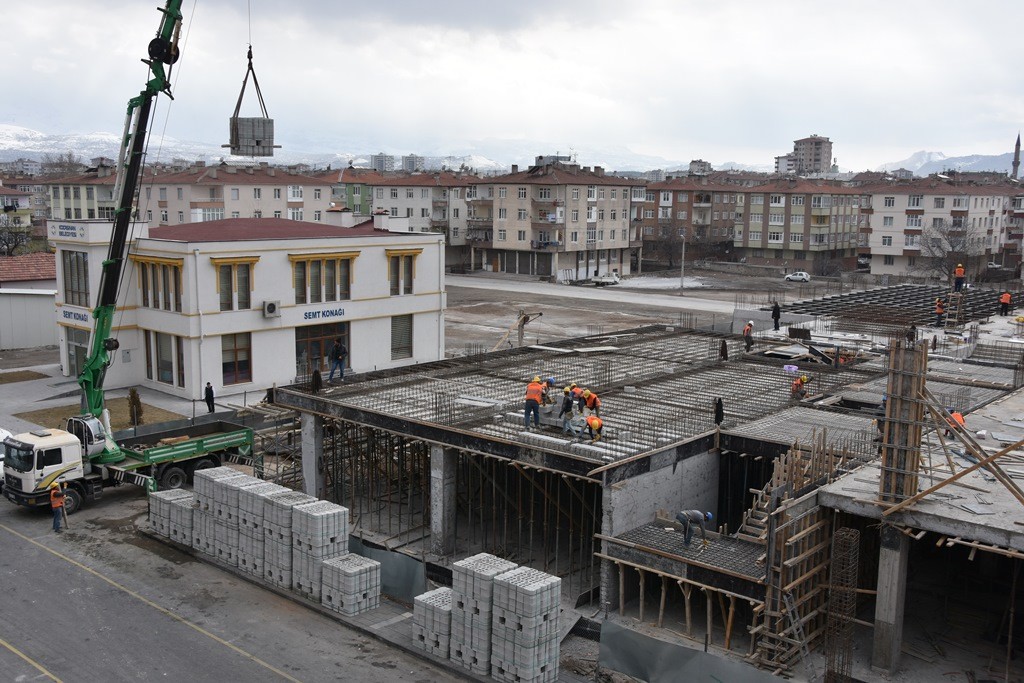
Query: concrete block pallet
321,554,381,616
489,567,561,683
236,482,288,578
147,488,193,538
261,491,314,590
413,587,453,659
214,474,261,526
449,553,517,676
291,500,349,601
193,466,244,512
191,509,217,557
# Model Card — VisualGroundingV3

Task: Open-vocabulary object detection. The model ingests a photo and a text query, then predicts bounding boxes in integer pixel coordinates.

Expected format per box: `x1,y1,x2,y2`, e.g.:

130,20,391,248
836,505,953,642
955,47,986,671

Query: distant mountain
716,161,774,173
877,150,1015,177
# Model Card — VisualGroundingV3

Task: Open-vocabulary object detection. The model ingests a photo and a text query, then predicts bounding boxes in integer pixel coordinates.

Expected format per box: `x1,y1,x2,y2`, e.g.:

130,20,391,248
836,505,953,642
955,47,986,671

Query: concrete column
871,524,909,673
300,413,325,499
430,445,457,556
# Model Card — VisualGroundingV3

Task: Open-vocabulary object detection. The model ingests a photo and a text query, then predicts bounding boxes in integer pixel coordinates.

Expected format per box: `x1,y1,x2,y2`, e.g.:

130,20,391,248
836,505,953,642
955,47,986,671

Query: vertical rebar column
824,528,860,683
878,339,927,502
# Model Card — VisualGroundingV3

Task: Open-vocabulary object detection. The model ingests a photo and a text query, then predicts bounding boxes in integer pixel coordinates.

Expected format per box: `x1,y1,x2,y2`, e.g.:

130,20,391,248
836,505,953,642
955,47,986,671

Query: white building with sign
48,217,445,399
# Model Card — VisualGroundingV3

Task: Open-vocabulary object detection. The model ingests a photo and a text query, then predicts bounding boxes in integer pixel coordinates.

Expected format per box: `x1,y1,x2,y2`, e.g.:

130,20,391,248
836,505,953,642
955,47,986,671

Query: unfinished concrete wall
600,449,720,609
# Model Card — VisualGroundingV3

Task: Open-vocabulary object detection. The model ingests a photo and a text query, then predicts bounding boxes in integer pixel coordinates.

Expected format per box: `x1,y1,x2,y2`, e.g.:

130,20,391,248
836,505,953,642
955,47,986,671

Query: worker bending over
675,509,713,547
582,389,601,416
945,407,965,437
585,414,603,443
790,374,811,400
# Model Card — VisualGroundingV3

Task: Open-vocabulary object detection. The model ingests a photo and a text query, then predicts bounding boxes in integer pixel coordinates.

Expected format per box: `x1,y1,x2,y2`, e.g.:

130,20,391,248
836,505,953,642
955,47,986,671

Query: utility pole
679,226,687,294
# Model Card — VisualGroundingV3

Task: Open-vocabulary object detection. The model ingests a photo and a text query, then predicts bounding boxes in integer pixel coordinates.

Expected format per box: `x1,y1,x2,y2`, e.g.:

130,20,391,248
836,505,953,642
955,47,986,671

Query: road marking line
369,611,413,630
0,523,301,683
0,635,62,682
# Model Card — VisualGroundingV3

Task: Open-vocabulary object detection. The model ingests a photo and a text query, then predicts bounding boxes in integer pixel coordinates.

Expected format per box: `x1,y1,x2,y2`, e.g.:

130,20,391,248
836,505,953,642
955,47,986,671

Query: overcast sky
7,0,1023,171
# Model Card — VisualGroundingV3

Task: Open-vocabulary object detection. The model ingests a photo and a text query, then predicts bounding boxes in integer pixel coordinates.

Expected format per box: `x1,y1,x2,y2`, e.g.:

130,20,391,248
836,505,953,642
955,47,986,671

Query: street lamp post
679,226,687,293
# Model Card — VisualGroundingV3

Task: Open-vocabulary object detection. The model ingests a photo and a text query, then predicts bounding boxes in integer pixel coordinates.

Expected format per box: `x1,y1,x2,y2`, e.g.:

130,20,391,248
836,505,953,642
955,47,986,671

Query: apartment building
369,153,394,172
48,217,444,397
637,178,738,265
1,175,49,227
732,179,863,274
861,178,1009,276
464,158,643,281
775,135,834,175
47,162,332,226
331,167,387,216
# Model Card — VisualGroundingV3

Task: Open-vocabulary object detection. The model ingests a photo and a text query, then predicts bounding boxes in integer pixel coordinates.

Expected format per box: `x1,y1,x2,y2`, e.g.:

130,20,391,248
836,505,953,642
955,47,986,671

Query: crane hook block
148,37,179,65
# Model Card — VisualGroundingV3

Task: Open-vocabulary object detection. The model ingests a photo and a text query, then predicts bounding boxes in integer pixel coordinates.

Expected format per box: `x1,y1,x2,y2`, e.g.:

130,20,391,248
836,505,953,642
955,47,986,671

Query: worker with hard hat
742,320,754,352
791,374,811,400
934,297,946,327
584,414,604,443
541,376,557,405
50,481,66,533
523,376,544,430
953,263,966,292
945,407,965,437
558,386,577,435
675,509,713,547
581,389,601,417
1000,291,1013,317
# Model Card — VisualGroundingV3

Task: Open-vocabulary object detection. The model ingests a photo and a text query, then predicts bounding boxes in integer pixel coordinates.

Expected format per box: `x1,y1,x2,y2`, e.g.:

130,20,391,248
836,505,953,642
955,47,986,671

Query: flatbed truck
2,417,253,514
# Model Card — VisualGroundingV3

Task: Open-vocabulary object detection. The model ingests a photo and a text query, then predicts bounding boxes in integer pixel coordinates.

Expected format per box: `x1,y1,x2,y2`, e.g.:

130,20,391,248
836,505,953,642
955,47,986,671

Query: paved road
0,488,460,683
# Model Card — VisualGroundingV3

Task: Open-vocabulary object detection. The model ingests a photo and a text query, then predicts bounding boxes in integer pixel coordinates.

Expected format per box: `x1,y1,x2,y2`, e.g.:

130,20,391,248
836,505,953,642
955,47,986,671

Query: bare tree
40,151,85,177
0,214,32,255
909,218,985,282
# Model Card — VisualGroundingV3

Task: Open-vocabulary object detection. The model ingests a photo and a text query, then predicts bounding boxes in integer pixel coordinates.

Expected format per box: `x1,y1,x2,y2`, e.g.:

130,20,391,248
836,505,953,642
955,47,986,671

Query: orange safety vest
954,266,965,278
585,393,601,410
1001,292,1012,305
791,378,805,393
50,487,65,509
742,324,752,336
935,300,945,314
570,387,584,399
586,415,603,431
524,381,544,403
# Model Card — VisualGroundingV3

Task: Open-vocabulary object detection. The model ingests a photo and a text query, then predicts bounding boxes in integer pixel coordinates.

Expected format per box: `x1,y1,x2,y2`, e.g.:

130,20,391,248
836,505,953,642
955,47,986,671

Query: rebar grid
824,528,860,683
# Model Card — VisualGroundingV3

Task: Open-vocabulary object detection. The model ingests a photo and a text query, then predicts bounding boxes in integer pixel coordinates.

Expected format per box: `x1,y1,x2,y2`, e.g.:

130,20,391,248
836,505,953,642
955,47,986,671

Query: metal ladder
782,591,818,682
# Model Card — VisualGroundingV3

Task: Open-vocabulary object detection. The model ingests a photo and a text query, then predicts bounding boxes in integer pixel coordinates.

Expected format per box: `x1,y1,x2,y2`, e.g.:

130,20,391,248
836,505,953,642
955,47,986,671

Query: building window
571,209,580,222
587,186,596,200
883,216,894,227
289,185,303,200
517,209,527,220
292,254,355,303
572,188,580,200
253,188,262,199
230,188,239,201
61,251,89,307
212,258,257,311
539,188,551,199
497,229,507,241
221,333,251,384
883,255,895,265
498,208,507,220
768,231,783,243
295,321,349,375
288,208,303,221
391,315,413,360
908,195,922,208
881,236,893,246
518,187,527,199
388,250,419,295
314,188,322,200
934,197,945,209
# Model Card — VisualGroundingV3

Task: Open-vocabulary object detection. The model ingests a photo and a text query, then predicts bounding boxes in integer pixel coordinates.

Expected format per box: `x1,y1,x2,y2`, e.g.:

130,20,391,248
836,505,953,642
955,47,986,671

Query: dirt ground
15,396,185,431
0,345,59,370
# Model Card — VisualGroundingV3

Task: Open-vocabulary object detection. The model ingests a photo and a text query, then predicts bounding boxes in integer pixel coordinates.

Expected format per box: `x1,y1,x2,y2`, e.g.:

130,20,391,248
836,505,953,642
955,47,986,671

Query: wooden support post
725,595,737,651
705,587,714,646
679,581,693,636
637,568,646,623
618,562,625,617
658,576,668,628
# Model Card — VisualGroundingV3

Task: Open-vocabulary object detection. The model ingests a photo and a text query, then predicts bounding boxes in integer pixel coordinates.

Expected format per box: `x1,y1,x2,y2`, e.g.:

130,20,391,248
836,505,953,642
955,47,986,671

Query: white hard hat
748,320,754,325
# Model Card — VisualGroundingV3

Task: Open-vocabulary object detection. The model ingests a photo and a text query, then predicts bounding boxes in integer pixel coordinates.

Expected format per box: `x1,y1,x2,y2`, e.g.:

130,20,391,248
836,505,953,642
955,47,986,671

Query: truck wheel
186,457,217,483
160,466,187,490
63,488,83,515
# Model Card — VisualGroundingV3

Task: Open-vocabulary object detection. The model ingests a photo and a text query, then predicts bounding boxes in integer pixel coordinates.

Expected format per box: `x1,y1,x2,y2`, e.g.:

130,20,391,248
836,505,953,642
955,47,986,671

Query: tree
127,388,144,426
40,151,85,177
909,218,985,281
0,214,31,255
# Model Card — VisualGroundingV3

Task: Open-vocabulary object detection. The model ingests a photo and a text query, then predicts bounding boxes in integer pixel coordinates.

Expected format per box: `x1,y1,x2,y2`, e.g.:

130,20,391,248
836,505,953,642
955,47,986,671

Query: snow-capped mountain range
0,124,1015,177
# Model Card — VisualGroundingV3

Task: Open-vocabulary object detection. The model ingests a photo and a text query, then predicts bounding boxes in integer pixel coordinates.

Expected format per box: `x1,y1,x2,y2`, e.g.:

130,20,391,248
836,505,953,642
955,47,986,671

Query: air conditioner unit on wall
262,300,281,318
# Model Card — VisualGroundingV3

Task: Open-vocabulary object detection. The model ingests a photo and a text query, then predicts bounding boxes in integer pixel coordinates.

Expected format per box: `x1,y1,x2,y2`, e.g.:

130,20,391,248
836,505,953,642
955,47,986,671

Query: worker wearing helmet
742,320,754,352
954,263,965,292
50,482,66,533
790,374,811,401
558,387,577,435
585,414,604,443
675,509,713,547
582,389,601,417
524,376,544,430
540,376,557,405
569,383,584,401
935,298,946,327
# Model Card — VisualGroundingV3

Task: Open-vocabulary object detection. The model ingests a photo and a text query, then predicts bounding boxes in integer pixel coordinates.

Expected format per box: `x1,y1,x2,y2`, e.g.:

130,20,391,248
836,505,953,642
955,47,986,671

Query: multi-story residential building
860,178,1009,276
775,135,834,175
0,159,42,176
369,153,394,173
401,154,425,172
774,154,796,175
733,179,863,274
0,185,35,253
368,172,473,234
688,160,714,176
463,158,643,281
48,216,444,397
637,178,738,265
47,162,332,226
2,176,51,228
331,167,386,215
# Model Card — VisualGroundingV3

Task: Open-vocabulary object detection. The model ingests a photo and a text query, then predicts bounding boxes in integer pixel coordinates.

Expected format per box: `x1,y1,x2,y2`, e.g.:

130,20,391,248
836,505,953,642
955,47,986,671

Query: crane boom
79,1,183,463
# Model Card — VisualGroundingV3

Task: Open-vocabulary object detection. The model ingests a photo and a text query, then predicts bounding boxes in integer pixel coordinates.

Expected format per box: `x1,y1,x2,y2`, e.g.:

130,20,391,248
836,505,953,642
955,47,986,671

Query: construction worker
582,389,601,417
558,387,576,434
523,376,544,430
542,376,557,405
905,324,917,343
954,263,966,292
742,320,754,352
675,509,713,547
50,482,65,533
569,383,584,402
1000,291,1013,317
934,298,945,327
790,374,811,400
771,301,781,332
945,407,965,437
584,414,603,443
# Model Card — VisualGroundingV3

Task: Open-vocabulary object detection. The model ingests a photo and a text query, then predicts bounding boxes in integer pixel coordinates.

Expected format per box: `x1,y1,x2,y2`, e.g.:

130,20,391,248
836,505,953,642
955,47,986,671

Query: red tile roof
0,252,56,282
141,165,332,187
0,186,30,197
146,217,418,242
744,179,863,194
371,171,478,187
471,167,642,187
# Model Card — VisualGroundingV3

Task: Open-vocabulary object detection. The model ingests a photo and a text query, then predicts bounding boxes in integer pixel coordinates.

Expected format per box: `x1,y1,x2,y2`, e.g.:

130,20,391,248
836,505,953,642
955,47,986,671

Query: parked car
785,271,811,282
988,262,1003,269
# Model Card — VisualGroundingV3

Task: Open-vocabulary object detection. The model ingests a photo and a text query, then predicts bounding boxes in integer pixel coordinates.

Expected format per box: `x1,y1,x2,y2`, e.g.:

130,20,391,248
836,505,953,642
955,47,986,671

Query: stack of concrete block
291,500,349,600
192,467,242,559
147,489,193,539
412,587,453,659
321,554,381,616
212,473,263,567
167,492,196,546
449,553,518,676
236,482,288,577
489,567,561,683
262,490,315,589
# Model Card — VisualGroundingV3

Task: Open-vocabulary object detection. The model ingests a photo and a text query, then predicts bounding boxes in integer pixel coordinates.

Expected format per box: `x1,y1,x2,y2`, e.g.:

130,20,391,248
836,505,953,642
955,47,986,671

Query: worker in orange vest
953,263,966,292
742,320,754,352
945,407,965,437
582,389,601,417
934,298,945,327
1000,291,1013,316
50,482,65,533
790,375,811,400
584,414,604,443
523,376,544,430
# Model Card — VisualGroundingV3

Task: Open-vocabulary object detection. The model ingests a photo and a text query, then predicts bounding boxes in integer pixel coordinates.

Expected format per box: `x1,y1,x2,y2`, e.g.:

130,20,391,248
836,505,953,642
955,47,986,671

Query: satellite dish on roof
937,174,950,179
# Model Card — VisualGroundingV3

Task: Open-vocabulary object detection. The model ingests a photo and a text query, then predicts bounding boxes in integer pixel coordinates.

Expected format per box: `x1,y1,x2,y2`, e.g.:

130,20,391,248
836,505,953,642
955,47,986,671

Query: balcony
430,219,449,229
467,216,492,226
466,195,492,203
432,199,449,207
693,200,712,208
530,240,562,250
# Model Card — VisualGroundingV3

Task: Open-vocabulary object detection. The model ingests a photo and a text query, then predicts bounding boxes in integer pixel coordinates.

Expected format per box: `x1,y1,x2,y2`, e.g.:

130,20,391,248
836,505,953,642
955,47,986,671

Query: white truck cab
2,429,86,509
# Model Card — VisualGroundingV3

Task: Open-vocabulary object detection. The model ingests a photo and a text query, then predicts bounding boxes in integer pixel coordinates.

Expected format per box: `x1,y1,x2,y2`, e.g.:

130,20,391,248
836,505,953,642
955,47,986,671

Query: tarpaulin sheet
348,537,426,603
